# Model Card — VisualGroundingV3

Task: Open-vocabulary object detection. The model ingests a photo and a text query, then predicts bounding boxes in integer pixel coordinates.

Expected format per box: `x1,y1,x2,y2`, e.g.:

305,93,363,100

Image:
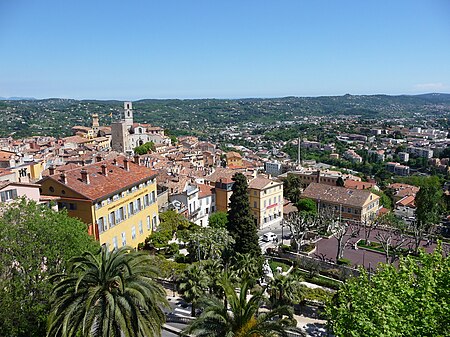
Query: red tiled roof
198,183,214,198
39,157,157,201
344,180,376,190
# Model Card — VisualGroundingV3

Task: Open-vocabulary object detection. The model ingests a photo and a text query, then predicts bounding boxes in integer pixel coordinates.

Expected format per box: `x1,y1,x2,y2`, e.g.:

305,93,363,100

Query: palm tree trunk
191,303,196,317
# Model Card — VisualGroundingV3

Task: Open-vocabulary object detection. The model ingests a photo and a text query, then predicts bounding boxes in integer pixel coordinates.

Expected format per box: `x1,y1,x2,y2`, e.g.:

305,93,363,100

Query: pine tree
226,173,261,258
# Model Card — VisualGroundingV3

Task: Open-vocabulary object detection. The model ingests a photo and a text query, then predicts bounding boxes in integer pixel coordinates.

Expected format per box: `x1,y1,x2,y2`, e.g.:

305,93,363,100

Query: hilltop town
1,98,450,337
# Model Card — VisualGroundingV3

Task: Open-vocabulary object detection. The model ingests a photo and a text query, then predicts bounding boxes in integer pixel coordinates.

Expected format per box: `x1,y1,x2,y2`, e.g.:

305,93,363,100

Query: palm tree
178,263,209,317
232,252,263,284
184,276,299,337
47,246,168,337
268,273,303,309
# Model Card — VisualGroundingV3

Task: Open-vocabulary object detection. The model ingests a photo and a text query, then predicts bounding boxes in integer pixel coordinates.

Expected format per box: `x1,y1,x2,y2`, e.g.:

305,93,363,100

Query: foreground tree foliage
227,173,261,258
183,276,299,337
47,245,168,337
326,246,450,336
0,200,98,337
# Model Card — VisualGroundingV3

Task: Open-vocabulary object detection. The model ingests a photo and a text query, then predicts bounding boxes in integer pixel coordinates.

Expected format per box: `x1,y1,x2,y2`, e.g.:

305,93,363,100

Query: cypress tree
226,173,261,258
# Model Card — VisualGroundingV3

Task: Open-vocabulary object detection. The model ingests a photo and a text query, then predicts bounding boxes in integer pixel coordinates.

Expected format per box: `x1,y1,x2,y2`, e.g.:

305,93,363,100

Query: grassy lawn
269,260,291,273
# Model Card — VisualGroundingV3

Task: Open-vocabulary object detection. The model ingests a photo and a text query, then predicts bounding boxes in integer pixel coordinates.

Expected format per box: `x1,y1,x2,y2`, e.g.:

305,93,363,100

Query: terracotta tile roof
226,151,242,159
198,183,214,198
205,167,241,184
301,182,377,207
396,195,416,207
0,150,15,160
61,136,91,144
39,157,157,201
344,180,376,190
248,175,281,190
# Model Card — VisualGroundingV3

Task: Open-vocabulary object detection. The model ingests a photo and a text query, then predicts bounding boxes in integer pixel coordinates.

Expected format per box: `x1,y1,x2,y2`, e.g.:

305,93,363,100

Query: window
68,203,77,210
49,186,55,192
98,217,107,234
112,236,118,249
269,198,272,205
278,195,281,203
253,201,257,208
109,212,115,228
128,202,134,216
147,216,151,230
139,221,143,234
113,194,119,201
131,227,136,240
151,191,156,203
152,215,158,230
121,232,126,246
264,200,267,208
144,194,149,207
1,189,18,201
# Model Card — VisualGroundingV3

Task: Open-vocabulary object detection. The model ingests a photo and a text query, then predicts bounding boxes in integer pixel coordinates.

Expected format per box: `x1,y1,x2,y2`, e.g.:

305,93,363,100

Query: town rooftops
301,182,377,207
39,157,157,201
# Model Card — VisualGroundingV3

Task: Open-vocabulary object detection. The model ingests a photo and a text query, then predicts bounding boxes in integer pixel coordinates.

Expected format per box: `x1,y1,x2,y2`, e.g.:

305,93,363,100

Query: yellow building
301,182,380,221
248,175,284,228
226,151,243,168
39,157,159,249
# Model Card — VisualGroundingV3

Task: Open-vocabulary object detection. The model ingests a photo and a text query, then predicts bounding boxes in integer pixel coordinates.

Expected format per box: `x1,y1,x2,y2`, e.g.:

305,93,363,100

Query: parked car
262,232,278,242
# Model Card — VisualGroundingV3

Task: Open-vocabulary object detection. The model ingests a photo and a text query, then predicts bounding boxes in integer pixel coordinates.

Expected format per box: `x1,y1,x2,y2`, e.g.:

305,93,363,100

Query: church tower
124,101,133,129
92,113,100,136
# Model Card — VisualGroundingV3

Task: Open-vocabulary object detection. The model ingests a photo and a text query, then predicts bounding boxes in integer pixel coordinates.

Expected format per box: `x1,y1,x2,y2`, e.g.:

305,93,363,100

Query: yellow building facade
248,176,284,228
39,157,158,249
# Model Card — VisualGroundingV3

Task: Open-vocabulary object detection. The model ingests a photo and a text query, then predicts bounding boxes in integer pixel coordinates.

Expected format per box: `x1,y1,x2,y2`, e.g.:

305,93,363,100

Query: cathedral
111,102,171,155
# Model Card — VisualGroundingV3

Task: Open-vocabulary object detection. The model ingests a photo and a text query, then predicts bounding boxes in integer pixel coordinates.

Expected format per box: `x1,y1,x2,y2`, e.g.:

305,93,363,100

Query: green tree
227,173,261,257
231,252,263,285
296,198,317,214
326,246,450,336
178,263,209,317
414,179,443,252
184,226,234,261
0,200,98,337
47,245,167,337
159,209,191,233
134,141,155,155
184,276,299,337
268,273,303,309
283,173,302,204
208,211,228,229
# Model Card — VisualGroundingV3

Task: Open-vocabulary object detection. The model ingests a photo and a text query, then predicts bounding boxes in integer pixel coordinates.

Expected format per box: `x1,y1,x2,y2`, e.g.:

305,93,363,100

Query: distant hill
1,93,449,138
0,96,37,101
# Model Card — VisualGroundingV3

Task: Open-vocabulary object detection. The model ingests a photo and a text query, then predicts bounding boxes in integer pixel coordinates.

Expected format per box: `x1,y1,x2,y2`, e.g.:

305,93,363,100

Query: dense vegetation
2,93,450,138
0,200,99,337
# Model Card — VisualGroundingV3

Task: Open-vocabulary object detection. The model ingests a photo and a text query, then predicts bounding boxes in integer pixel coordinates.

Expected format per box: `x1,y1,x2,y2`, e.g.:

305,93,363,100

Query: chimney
49,166,55,175
113,158,118,166
81,169,90,184
123,158,129,171
134,154,140,165
96,154,102,162
101,163,108,177
60,172,67,184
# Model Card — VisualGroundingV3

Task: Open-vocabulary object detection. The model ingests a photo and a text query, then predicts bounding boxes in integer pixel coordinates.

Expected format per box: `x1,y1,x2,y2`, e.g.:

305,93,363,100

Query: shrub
337,258,352,266
166,243,179,256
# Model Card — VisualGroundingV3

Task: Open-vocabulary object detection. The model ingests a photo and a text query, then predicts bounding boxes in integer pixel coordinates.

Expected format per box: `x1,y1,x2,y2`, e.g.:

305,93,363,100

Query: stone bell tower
124,101,133,129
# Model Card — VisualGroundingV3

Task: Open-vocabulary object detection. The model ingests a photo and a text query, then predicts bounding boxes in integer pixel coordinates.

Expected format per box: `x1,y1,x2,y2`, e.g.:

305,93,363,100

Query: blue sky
1,0,449,99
